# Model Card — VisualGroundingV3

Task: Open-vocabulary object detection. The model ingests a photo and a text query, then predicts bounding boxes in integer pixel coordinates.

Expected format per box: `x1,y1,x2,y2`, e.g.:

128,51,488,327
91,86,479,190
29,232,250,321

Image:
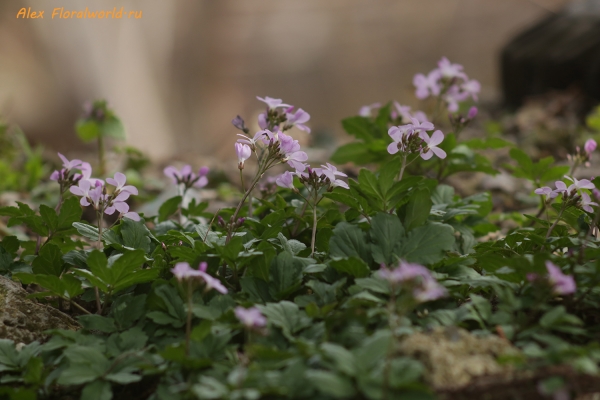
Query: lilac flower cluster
255,96,311,133
529,261,576,295
546,261,576,295
413,57,481,112
276,163,349,192
237,128,309,172
567,139,597,170
70,171,140,221
535,176,597,212
234,306,267,329
387,118,447,160
163,165,209,190
378,261,447,302
170,261,228,294
50,153,92,185
358,101,429,125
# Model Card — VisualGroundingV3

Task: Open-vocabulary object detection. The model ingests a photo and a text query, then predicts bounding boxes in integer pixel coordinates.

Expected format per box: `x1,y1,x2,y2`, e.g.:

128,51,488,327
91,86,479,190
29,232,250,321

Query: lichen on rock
0,276,79,344
398,326,519,390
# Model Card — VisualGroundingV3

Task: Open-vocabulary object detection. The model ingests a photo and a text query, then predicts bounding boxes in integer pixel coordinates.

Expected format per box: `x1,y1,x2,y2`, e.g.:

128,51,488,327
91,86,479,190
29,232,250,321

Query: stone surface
399,326,518,390
0,275,79,344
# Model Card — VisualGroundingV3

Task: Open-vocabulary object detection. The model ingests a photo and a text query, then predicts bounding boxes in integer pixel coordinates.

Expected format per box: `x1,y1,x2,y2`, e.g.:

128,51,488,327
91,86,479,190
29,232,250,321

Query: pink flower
359,102,382,117
235,143,252,169
171,262,202,280
378,261,447,302
534,186,558,199
164,165,209,189
285,108,311,133
437,57,466,79
413,70,442,99
545,261,576,295
198,270,228,294
234,306,267,329
106,172,139,195
467,106,478,119
580,192,598,213
275,171,295,189
564,176,595,192
320,163,349,189
256,96,291,110
420,130,446,160
584,139,597,155
461,79,481,101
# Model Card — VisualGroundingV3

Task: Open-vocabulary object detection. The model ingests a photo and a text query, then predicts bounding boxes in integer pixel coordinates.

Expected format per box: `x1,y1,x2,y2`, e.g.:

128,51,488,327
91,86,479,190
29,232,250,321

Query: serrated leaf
330,257,371,278
158,196,181,222
370,213,404,265
329,222,372,264
32,243,64,276
397,223,455,264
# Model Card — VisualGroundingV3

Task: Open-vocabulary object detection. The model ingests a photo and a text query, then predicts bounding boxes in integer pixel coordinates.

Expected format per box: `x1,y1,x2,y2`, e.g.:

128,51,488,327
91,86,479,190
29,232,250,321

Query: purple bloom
378,261,447,302
232,115,247,132
198,270,228,294
70,180,94,207
234,306,267,329
256,96,291,110
413,70,441,99
106,172,138,195
320,163,349,189
467,106,478,119
275,171,295,189
420,130,446,160
580,192,598,213
257,113,268,129
164,165,209,189
535,186,557,199
437,57,466,79
461,79,481,101
359,102,382,117
58,153,84,170
285,108,311,133
584,139,597,155
235,143,252,169
545,261,576,295
564,176,595,192
171,262,202,280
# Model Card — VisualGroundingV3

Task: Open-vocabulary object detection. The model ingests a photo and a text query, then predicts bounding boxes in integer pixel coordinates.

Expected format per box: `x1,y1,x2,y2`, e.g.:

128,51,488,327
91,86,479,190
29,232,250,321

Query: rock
0,275,79,344
398,326,518,390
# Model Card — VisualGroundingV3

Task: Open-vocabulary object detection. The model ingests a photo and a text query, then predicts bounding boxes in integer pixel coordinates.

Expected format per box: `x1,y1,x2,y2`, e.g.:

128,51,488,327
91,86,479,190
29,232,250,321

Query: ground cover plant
1,58,600,400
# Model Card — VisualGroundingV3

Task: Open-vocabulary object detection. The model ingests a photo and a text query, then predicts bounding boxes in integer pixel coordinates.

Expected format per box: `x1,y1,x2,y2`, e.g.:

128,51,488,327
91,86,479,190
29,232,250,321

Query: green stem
545,204,567,240
185,280,193,357
311,193,318,257
398,155,407,181
98,134,106,176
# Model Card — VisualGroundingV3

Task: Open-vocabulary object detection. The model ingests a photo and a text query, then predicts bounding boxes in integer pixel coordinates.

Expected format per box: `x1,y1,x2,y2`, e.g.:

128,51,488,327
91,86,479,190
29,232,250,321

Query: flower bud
467,106,478,119
231,115,249,133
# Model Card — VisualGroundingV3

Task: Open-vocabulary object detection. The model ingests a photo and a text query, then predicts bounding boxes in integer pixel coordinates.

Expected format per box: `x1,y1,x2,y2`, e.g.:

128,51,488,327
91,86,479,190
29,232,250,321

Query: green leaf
76,120,100,141
330,257,371,278
357,169,383,202
102,116,126,139
77,315,117,333
258,301,311,339
330,142,380,165
321,343,357,376
57,197,82,231
240,277,272,303
397,223,455,264
341,116,376,142
370,213,405,265
39,205,58,232
269,252,303,300
305,370,356,398
158,196,182,222
402,189,432,231
120,219,151,252
81,381,112,400
329,222,372,264
32,243,64,276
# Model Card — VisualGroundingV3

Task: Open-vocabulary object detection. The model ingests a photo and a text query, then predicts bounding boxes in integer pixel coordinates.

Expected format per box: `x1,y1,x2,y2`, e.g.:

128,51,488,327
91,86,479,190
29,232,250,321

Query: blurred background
0,0,583,164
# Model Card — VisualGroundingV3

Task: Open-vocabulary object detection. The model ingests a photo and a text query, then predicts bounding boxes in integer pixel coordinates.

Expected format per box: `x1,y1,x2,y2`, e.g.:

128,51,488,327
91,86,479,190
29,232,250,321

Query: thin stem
239,170,246,193
98,134,106,176
68,299,92,315
545,204,567,240
95,212,104,314
311,192,318,257
291,200,309,237
185,279,193,357
398,155,407,181
203,209,221,243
